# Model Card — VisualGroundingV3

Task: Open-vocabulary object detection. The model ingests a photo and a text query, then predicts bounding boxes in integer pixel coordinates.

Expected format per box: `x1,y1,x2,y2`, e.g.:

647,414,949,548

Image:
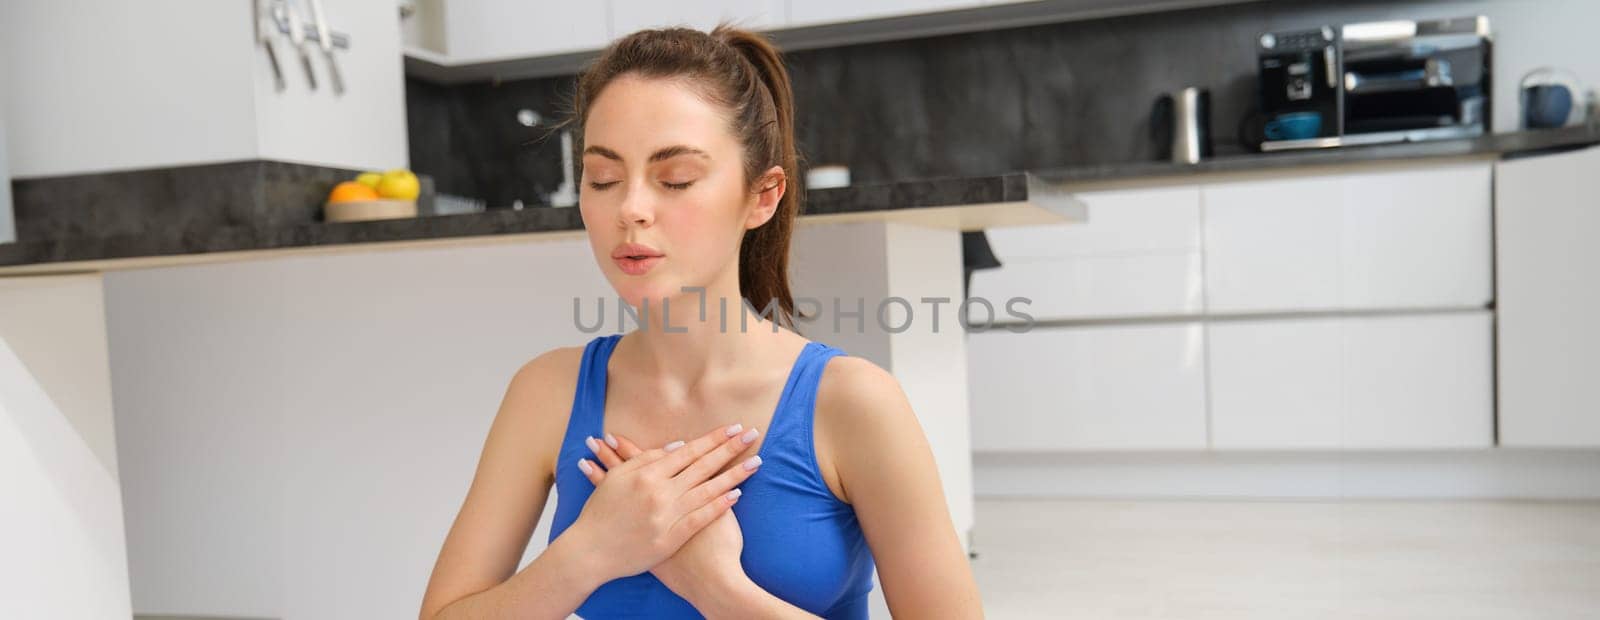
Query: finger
670,425,761,493
667,486,743,549
639,423,745,478
612,433,644,460
677,451,762,513
576,458,605,486
584,435,623,470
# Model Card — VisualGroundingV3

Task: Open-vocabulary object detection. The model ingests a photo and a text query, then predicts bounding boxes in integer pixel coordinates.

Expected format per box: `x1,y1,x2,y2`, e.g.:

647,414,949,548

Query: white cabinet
968,323,1208,451
443,2,611,62
788,0,981,28
610,0,786,35
1339,164,1494,309
1202,176,1343,312
1495,146,1600,447
972,185,1203,320
1202,163,1493,313
1208,311,1494,450
1206,318,1343,449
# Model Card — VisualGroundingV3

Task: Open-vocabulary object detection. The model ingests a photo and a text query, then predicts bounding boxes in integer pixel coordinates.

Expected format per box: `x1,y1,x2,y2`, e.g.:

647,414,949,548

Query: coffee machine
1257,16,1492,151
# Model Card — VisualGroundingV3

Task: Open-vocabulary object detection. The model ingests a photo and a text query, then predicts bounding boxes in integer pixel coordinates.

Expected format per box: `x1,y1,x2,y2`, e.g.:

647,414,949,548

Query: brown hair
563,24,804,330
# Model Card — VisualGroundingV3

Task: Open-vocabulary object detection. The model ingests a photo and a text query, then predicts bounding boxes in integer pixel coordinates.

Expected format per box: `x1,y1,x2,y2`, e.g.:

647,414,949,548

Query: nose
617,182,655,228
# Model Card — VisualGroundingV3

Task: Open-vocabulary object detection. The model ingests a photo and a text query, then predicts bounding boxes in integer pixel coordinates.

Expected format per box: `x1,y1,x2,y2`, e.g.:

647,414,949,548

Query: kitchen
3,0,1599,618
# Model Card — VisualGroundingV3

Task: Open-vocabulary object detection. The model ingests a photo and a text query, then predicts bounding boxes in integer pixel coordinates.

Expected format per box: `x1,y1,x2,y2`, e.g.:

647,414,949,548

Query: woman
419,24,982,619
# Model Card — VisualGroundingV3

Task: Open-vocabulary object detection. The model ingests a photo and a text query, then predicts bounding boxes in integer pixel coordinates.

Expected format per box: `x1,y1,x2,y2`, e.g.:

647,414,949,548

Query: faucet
547,130,578,208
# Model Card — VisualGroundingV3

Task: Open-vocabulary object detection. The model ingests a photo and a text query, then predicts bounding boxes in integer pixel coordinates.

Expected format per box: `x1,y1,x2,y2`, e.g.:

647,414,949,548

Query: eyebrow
583,145,711,163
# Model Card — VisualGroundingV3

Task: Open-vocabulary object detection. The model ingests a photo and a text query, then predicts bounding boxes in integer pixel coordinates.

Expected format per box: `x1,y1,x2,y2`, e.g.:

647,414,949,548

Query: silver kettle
1151,87,1214,164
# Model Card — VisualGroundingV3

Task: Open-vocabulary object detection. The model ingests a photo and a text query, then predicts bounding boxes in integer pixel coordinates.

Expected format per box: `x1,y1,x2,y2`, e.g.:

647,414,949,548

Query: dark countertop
1031,124,1600,185
2,125,1596,275
0,167,1055,274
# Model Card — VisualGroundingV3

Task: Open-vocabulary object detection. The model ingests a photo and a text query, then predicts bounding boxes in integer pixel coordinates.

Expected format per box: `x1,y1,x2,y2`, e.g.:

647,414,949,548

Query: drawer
1338,163,1493,309
984,185,1201,262
1208,311,1493,450
1202,163,1492,313
1201,175,1343,312
968,323,1207,451
976,185,1203,320
969,252,1202,320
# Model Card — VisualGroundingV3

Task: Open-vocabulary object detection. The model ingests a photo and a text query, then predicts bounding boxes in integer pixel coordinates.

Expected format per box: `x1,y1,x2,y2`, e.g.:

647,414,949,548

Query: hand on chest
600,383,780,462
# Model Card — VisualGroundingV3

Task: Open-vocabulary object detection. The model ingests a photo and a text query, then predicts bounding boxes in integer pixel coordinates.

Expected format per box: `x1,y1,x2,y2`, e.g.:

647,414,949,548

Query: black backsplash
405,0,1478,207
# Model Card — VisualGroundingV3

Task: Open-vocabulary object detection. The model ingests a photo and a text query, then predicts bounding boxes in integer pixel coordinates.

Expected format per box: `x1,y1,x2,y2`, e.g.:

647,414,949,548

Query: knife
308,0,344,95
284,0,317,90
256,0,285,91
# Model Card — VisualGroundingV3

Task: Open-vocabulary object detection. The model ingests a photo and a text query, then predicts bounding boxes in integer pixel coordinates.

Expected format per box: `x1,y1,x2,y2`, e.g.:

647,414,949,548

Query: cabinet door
1340,312,1492,448
1208,317,1343,449
1340,163,1492,309
968,323,1207,451
787,0,980,28
1209,311,1493,450
1495,147,1600,446
1202,175,1343,313
611,0,786,34
446,2,610,61
972,185,1203,320
1202,162,1492,313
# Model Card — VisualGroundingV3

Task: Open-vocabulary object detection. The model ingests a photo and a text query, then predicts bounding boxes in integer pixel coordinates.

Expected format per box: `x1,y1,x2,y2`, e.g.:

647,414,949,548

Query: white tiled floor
965,499,1600,619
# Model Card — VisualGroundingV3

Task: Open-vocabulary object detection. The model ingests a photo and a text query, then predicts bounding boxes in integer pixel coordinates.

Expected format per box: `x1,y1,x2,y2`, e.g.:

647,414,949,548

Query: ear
744,165,786,230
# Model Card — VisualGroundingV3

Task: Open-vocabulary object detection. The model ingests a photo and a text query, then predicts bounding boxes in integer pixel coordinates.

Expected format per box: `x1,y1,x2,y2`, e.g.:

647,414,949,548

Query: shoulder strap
567,333,621,441
770,341,846,441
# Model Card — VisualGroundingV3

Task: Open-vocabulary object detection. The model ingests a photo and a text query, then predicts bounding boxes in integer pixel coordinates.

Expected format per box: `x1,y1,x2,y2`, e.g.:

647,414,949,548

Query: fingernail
584,436,599,452
740,428,760,445
726,488,742,501
665,440,685,452
578,459,593,475
724,423,743,437
742,455,763,471
604,433,618,449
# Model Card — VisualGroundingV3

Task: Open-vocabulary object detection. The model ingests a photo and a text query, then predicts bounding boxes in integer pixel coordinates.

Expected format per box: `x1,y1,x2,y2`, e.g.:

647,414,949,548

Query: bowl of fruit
323,169,422,223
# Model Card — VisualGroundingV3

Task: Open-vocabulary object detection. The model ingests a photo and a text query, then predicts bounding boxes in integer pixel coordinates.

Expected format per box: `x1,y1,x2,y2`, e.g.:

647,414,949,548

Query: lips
611,242,662,260
612,242,663,275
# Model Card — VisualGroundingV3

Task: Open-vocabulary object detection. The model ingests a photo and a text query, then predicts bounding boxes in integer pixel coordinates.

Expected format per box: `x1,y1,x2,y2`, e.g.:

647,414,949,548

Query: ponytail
712,25,804,331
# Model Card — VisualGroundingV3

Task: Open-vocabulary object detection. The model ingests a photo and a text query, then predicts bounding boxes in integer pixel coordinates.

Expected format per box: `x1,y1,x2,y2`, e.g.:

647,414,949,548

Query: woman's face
579,74,781,311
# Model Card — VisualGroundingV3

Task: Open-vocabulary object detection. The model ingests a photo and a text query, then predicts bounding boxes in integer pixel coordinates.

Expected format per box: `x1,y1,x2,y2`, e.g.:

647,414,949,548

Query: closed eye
663,181,694,191
588,181,620,190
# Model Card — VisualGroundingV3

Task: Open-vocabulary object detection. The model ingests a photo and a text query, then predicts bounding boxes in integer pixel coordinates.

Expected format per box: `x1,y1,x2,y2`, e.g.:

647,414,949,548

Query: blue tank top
548,333,877,619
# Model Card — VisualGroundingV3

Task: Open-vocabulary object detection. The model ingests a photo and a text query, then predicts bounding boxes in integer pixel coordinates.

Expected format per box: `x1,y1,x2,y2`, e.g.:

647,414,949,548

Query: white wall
0,274,132,619
0,0,407,179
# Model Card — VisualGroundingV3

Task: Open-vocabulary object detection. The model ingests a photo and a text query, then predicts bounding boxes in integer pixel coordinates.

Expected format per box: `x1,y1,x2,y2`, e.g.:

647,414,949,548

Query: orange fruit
327,181,379,204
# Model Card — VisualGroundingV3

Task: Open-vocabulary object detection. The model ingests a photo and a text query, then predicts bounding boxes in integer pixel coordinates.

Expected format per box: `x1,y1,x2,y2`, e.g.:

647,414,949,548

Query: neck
622,270,790,390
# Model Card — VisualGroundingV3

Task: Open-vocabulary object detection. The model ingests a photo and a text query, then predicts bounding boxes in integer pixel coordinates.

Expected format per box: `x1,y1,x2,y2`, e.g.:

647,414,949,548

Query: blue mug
1264,112,1323,141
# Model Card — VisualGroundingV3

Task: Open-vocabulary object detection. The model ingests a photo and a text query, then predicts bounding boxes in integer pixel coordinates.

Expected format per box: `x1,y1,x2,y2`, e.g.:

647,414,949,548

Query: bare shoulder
511,345,586,399
815,354,907,412
813,354,925,503
496,345,587,477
